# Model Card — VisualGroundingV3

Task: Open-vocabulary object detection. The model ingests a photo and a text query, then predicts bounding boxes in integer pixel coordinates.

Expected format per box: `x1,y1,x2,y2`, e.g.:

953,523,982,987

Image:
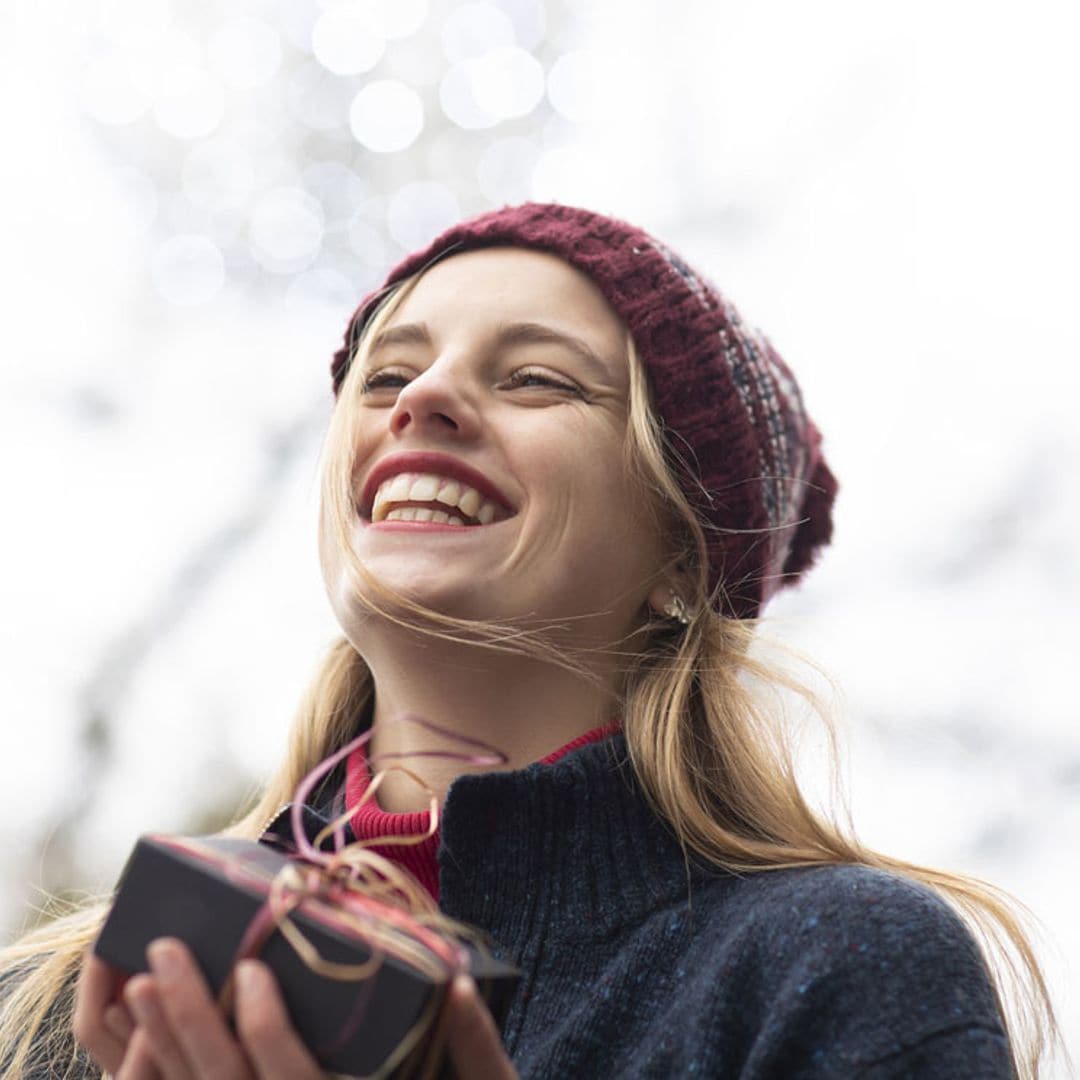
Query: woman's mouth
366,471,512,528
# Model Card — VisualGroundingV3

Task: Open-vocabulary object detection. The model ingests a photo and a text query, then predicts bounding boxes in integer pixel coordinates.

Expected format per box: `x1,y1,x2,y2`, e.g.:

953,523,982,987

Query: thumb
444,975,517,1080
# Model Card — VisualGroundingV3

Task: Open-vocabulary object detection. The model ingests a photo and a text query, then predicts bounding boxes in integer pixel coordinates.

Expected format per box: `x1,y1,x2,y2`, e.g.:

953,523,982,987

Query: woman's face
321,247,667,646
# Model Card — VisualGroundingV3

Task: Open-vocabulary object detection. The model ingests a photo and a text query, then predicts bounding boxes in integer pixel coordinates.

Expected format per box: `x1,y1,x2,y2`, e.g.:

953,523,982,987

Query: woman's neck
360,630,619,812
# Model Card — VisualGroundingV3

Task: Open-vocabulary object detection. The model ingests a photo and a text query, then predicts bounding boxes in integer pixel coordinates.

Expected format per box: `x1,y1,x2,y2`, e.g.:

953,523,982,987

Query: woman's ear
647,583,692,625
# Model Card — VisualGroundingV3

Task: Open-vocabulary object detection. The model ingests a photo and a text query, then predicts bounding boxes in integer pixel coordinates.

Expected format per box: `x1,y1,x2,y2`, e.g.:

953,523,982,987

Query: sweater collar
261,732,707,943
438,733,705,942
342,723,619,902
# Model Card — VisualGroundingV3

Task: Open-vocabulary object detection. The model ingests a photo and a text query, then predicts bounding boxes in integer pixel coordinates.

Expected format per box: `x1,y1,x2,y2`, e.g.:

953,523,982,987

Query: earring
663,594,691,626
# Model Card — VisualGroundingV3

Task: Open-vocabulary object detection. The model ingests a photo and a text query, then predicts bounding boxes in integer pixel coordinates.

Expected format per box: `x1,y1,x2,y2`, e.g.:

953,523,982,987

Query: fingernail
453,974,477,998
235,960,261,996
147,939,182,982
124,979,157,1023
103,1002,133,1040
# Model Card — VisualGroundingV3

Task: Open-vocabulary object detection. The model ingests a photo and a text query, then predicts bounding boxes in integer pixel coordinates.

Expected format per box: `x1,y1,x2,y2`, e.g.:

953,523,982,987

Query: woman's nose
388,363,481,440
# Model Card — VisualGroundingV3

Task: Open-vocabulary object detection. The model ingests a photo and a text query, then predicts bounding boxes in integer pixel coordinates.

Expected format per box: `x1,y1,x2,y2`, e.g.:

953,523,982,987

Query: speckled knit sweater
5,734,1013,1079
422,734,1012,1078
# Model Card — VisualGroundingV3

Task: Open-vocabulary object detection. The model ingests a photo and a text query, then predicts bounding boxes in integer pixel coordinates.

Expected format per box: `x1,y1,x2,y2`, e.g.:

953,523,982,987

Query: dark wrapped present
95,833,518,1078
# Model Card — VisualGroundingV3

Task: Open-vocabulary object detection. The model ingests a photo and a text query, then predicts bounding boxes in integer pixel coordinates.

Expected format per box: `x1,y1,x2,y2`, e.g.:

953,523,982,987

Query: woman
0,203,1056,1077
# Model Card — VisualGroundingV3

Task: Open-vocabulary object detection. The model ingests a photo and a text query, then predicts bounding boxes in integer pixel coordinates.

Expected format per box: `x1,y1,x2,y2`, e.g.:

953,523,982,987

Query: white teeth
386,473,411,502
371,471,507,525
408,475,440,501
436,479,461,505
457,487,481,517
383,508,468,526
371,470,509,529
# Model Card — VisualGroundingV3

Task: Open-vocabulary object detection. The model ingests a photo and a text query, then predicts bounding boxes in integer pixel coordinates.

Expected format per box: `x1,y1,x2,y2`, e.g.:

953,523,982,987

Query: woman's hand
443,971,519,1080
74,938,518,1079
74,938,323,1079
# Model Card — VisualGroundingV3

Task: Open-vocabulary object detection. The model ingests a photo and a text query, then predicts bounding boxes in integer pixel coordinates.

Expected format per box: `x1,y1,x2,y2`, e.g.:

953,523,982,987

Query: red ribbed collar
345,725,619,902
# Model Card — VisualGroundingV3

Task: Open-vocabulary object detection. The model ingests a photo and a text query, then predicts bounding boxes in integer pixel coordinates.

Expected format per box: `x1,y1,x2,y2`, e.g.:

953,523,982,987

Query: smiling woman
0,204,1058,1078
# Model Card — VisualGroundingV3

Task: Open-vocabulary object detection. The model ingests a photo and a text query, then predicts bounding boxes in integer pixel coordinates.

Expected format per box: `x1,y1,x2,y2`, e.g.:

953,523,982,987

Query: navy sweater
430,735,1013,1077
7,735,1014,1078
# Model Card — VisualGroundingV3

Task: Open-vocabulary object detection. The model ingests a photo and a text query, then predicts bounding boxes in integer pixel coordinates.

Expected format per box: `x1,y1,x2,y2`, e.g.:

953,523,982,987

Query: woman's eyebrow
494,321,613,381
369,322,433,354
369,320,615,381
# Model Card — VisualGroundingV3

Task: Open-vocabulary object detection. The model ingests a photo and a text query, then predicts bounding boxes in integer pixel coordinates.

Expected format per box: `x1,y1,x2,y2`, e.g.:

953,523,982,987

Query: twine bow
218,715,508,1079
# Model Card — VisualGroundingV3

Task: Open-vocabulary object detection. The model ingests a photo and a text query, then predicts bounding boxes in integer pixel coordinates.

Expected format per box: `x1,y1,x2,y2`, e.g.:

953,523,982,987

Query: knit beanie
330,203,836,619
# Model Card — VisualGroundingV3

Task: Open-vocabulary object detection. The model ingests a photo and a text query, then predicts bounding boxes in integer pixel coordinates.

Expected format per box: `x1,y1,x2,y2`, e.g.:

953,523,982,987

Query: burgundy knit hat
330,203,837,619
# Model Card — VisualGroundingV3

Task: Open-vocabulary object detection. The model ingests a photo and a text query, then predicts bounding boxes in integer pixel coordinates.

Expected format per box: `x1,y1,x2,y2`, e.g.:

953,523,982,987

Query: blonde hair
0,274,1059,1078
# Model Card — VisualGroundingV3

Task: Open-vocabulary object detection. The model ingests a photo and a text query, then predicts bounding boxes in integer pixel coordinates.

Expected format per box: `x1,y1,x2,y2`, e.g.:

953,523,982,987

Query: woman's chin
350,572,494,624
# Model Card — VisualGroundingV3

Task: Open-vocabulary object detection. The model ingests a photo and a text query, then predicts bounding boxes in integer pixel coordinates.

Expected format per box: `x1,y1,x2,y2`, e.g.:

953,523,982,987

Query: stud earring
663,594,691,626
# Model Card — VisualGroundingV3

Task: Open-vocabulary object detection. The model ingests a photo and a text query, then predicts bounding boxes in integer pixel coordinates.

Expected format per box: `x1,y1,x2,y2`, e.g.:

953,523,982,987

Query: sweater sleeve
719,866,1015,1079
855,1023,1013,1078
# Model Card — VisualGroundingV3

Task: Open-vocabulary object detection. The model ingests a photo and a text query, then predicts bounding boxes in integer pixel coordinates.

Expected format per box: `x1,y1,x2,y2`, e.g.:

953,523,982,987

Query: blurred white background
2,0,1077,1071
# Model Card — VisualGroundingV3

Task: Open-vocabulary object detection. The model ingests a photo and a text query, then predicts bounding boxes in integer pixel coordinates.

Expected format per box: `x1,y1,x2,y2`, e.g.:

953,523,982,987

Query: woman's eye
360,369,410,392
506,369,583,396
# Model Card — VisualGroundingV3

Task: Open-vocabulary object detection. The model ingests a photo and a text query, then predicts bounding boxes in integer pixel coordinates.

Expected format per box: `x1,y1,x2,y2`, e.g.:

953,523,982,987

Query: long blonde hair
0,273,1059,1078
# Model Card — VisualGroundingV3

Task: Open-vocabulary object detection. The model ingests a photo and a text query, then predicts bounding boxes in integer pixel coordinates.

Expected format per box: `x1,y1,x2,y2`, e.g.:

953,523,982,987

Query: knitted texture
7,737,1013,1080
330,203,838,618
343,724,618,902
275,737,1012,1077
434,737,1012,1078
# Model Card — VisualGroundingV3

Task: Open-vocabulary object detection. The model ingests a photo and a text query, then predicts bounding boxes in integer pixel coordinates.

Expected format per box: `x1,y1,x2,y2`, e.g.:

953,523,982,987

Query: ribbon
219,714,508,1079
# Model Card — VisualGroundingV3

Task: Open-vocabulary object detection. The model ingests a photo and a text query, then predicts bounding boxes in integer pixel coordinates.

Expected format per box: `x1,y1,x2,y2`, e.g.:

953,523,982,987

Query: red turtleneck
344,725,618,901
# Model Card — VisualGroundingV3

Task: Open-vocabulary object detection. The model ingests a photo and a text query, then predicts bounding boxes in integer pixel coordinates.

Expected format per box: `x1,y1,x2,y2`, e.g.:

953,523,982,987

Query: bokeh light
470,46,544,120
380,34,447,88
348,216,390,275
76,0,572,299
440,61,498,130
272,0,319,55
286,267,359,310
386,181,460,250
368,0,429,42
349,79,424,152
208,18,283,90
152,66,225,140
477,136,540,203
150,235,225,305
97,0,173,49
111,166,159,230
250,186,324,272
163,191,214,237
531,144,583,201
311,3,385,76
441,3,515,63
547,50,592,123
302,161,370,223
288,61,357,132
126,29,201,100
183,139,256,211
82,54,151,125
497,0,546,50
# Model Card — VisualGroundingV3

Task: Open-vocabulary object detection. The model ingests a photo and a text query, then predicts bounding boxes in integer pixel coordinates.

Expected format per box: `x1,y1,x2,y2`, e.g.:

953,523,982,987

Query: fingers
73,949,131,1074
129,943,320,1080
140,938,253,1079
445,975,518,1080
105,1000,136,1043
234,960,324,1080
115,1026,165,1080
123,974,195,1080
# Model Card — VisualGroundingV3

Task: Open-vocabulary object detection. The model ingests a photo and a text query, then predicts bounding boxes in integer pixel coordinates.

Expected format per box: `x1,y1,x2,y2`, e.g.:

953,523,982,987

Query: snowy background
2,0,1077,1071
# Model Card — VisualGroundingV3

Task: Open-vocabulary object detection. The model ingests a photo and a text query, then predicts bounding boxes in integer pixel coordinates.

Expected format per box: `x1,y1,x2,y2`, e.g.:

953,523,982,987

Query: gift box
94,834,519,1078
